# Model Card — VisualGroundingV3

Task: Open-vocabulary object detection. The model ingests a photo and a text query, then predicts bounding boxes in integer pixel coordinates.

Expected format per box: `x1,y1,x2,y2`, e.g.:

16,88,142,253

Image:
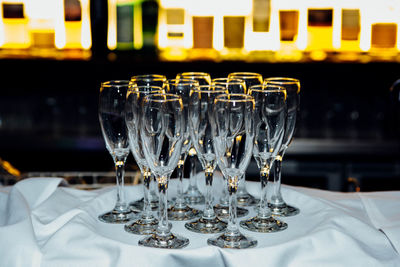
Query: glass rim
190,89,228,94
101,80,130,87
129,85,164,93
178,72,210,77
228,72,263,79
264,77,300,84
191,85,227,93
165,78,200,86
130,74,167,82
215,93,255,102
212,78,245,84
249,84,285,91
144,93,183,103
249,86,287,100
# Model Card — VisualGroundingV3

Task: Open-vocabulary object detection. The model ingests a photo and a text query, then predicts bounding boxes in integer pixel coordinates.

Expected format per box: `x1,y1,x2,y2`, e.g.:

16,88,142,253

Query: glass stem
188,154,197,189
150,174,157,201
237,174,247,195
271,154,284,206
258,160,271,218
156,175,170,236
220,177,228,206
142,167,153,219
114,156,128,212
203,167,215,219
174,155,186,207
227,175,239,235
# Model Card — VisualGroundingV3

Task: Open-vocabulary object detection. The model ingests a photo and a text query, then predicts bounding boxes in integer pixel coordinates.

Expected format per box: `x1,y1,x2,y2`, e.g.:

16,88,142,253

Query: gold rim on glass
228,72,263,79
264,77,301,93
102,80,130,87
179,72,210,77
165,78,200,86
144,93,183,106
215,93,254,102
131,74,167,81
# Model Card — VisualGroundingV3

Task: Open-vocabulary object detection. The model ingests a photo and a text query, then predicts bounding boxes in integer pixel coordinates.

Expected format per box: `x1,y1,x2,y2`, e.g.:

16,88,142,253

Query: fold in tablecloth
0,176,399,267
358,191,400,253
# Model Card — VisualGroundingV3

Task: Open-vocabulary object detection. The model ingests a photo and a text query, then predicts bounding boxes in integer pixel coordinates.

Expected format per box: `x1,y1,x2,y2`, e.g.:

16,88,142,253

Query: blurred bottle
141,0,158,50
107,0,157,51
0,0,30,48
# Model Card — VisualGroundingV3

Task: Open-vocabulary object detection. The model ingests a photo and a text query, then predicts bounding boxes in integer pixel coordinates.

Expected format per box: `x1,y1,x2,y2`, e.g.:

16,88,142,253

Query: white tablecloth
1,175,399,267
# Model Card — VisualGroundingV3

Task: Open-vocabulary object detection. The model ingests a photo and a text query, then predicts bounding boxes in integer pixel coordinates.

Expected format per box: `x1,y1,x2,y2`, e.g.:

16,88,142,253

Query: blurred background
0,0,399,191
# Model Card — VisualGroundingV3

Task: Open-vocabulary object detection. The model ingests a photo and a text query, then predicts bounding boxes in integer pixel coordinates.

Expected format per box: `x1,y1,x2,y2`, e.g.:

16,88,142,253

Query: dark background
1,57,400,192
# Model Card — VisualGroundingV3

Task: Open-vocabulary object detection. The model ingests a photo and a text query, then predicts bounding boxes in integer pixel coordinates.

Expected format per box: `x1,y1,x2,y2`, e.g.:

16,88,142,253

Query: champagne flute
138,93,189,249
185,85,228,234
176,72,211,205
227,72,262,93
129,74,167,211
98,80,135,223
264,77,301,217
209,79,250,219
240,85,288,232
208,94,257,249
226,73,263,207
125,85,164,234
164,79,201,221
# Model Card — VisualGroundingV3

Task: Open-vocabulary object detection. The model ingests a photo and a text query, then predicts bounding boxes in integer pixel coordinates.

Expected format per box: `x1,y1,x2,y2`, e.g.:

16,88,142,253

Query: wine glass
176,72,211,205
227,73,263,207
184,85,228,234
124,85,164,234
138,93,189,249
208,93,257,249
98,80,135,223
240,85,288,232
264,77,301,217
164,79,201,221
129,74,167,211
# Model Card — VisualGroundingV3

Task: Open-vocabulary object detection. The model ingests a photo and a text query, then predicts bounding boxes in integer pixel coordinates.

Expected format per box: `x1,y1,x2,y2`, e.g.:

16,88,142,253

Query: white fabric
0,175,399,267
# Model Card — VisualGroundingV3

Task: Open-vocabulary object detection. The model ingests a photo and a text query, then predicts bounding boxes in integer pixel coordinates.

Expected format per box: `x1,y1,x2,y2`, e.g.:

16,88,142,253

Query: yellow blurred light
0,0,91,56
157,0,400,62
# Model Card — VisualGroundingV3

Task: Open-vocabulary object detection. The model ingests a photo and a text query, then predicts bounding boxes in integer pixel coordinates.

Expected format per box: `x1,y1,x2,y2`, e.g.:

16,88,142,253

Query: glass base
168,205,201,221
129,198,158,213
98,209,136,224
207,230,257,249
124,217,159,235
185,216,227,234
237,192,259,207
268,203,300,217
240,216,288,233
184,186,205,205
214,204,249,219
138,232,189,249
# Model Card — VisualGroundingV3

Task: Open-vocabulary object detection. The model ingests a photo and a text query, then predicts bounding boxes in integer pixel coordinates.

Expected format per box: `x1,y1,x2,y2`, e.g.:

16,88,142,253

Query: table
1,174,399,267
